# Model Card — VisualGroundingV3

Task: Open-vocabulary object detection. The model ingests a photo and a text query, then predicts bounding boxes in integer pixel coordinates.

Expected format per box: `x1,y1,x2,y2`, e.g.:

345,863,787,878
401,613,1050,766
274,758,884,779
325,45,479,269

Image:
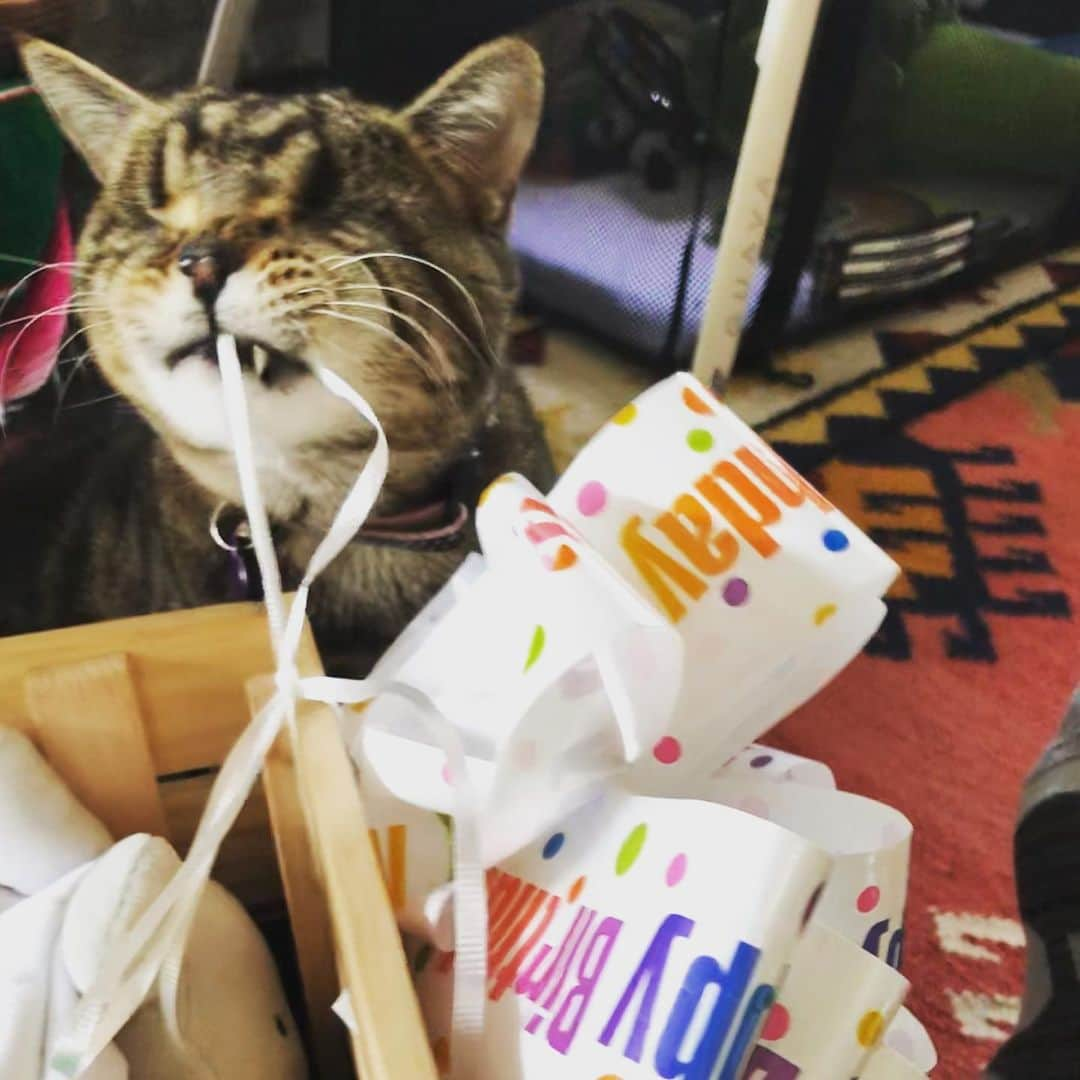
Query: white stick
691,0,824,388
197,0,260,89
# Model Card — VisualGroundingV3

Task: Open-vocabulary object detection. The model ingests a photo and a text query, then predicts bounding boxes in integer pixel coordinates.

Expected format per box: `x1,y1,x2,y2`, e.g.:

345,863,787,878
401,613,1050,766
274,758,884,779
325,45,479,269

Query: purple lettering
654,942,760,1080
598,914,694,1063
547,917,623,1055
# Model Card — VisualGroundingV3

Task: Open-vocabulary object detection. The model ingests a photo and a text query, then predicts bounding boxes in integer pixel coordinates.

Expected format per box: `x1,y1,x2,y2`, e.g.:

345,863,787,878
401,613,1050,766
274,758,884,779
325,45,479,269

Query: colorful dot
687,428,714,453
681,386,713,415
750,754,773,768
568,876,586,903
665,853,687,887
612,404,637,426
857,885,881,914
814,603,837,626
857,1010,885,1048
615,823,647,876
652,736,682,765
722,577,750,606
597,1075,623,1080
823,529,850,552
542,832,565,859
525,1013,544,1035
524,625,546,672
546,544,578,571
802,883,824,928
577,481,608,516
761,1003,790,1042
440,762,452,785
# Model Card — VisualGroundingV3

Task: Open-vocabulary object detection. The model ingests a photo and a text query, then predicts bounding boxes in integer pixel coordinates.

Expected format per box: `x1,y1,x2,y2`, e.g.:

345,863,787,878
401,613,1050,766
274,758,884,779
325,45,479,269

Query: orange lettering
490,894,562,1001
620,515,707,622
735,446,832,512
696,463,781,557
655,494,738,576
489,886,547,979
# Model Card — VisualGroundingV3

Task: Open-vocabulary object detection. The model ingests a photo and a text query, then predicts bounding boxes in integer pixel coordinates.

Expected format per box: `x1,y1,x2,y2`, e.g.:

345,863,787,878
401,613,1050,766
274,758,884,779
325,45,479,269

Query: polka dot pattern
857,1010,885,1048
857,885,881,914
542,832,565,860
823,528,851,552
612,404,637,426
524,625,546,672
722,577,750,606
546,545,578,571
761,1003,790,1042
577,481,607,516
815,603,838,626
615,823,647,876
681,386,713,414
665,853,687,887
750,754,773,768
687,428,714,453
652,736,682,765
568,876,586,903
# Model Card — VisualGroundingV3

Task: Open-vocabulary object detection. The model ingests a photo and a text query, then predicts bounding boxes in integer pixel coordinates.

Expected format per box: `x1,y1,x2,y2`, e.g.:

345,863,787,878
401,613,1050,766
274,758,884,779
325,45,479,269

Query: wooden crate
0,601,438,1080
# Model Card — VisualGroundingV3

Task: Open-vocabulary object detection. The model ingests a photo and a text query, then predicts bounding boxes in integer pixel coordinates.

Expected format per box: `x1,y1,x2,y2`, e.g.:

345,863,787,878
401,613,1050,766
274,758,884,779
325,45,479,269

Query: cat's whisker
326,283,489,367
322,251,495,363
312,307,447,388
320,299,454,383
64,389,124,411
0,304,108,403
0,261,87,325
0,254,86,270
0,302,108,334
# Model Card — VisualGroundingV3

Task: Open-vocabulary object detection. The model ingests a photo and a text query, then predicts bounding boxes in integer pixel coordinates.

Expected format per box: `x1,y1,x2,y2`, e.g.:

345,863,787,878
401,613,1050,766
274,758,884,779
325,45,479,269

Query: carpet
524,248,1080,1076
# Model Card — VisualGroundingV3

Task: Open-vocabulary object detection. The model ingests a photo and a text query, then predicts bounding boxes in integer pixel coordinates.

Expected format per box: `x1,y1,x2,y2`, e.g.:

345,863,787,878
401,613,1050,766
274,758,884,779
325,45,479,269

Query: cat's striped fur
3,37,553,671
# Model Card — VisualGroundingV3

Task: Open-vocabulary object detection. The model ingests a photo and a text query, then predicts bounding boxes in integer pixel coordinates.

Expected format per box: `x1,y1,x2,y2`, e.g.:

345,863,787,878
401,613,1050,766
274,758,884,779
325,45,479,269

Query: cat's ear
402,37,543,226
19,37,152,181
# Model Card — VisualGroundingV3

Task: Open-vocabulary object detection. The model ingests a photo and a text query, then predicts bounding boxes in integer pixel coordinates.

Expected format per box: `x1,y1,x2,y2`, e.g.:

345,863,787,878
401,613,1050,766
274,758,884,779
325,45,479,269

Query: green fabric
889,23,1080,180
0,82,64,288
704,0,958,172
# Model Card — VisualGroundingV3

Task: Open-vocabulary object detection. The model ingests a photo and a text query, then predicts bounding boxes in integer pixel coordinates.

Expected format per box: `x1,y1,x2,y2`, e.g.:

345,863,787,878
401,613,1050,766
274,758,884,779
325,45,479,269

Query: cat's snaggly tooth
253,345,269,379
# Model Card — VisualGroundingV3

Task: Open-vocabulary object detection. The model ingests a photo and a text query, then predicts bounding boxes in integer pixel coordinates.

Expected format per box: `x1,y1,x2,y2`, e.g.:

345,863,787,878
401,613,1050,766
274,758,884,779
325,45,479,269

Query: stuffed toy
0,726,308,1080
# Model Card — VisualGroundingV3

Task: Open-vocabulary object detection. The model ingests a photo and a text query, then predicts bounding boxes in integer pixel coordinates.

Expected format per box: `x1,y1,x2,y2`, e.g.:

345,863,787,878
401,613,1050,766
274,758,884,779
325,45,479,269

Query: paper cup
417,789,829,1079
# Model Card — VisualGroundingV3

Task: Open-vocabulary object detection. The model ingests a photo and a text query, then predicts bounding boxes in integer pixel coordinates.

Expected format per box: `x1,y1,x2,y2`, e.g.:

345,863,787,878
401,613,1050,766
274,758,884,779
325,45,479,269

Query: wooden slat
259,706,353,1080
291,697,438,1080
24,652,169,839
0,602,275,775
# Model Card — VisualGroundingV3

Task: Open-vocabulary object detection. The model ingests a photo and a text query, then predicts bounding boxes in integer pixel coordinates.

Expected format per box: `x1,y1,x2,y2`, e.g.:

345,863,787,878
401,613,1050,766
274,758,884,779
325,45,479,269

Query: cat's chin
137,346,361,458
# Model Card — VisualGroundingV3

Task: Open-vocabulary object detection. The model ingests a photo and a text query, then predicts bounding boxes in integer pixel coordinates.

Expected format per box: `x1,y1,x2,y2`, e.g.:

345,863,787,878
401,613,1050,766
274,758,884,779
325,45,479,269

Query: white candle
691,0,824,388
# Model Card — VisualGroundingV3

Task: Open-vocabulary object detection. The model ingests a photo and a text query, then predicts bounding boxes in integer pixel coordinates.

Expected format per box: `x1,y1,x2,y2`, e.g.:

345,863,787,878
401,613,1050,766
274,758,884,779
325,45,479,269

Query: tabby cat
2,37,554,671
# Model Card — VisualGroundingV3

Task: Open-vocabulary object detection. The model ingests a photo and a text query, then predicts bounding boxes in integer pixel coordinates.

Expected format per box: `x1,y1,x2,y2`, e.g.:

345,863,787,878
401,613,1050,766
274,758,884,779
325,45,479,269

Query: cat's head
20,37,542,518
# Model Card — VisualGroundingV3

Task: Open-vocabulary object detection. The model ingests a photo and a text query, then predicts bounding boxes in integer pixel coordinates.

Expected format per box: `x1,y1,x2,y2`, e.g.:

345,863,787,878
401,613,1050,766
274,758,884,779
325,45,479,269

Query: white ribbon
50,336,486,1079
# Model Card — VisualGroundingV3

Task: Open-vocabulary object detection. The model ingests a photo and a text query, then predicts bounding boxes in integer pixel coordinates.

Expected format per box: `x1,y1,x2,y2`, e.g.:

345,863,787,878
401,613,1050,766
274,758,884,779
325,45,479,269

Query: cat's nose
178,242,231,303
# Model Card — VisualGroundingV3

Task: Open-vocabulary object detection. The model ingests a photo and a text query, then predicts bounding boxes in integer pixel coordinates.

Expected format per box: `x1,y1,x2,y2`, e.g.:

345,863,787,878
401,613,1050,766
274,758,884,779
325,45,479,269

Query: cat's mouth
164,337,308,388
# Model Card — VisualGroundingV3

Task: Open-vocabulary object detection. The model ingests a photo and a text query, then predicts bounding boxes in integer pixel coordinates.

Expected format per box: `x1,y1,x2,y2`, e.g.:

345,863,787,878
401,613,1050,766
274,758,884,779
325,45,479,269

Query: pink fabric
0,206,73,405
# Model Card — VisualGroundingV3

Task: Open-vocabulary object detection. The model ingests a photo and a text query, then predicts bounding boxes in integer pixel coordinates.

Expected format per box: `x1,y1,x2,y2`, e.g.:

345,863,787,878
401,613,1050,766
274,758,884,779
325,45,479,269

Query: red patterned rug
761,271,1080,1076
